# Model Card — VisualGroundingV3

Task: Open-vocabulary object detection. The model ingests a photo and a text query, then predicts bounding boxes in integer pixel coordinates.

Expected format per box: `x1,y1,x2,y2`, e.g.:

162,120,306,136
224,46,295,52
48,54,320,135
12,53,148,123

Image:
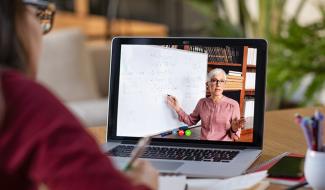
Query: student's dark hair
0,0,27,71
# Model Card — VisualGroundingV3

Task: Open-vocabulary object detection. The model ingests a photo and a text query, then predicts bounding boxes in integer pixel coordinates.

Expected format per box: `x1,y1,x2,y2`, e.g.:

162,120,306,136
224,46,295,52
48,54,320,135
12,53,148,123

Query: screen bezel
107,37,267,149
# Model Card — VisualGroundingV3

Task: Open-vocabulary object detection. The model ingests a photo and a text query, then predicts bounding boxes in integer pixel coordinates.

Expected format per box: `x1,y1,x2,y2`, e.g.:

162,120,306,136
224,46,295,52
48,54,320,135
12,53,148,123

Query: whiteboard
117,45,208,137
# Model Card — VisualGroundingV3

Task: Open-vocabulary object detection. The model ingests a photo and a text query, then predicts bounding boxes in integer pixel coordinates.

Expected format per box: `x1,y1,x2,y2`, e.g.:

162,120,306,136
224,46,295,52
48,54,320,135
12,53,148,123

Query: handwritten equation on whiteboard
117,45,208,137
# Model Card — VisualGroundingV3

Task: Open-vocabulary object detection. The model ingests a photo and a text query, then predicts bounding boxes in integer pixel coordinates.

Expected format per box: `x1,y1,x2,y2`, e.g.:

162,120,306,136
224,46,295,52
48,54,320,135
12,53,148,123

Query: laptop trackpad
150,161,183,171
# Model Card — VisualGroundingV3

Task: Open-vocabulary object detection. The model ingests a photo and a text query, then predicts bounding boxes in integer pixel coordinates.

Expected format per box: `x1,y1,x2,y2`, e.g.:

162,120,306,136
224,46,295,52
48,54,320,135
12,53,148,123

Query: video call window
117,44,257,143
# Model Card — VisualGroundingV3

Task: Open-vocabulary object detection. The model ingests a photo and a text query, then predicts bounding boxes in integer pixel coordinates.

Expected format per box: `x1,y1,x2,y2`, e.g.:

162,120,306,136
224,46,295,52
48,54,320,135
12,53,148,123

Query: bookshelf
186,45,256,141
164,44,256,142
209,62,242,67
166,45,256,122
241,46,256,142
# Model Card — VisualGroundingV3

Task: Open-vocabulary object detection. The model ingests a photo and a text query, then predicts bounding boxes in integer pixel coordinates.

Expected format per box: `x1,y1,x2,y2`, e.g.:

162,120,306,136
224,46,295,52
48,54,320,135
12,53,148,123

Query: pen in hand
124,136,151,171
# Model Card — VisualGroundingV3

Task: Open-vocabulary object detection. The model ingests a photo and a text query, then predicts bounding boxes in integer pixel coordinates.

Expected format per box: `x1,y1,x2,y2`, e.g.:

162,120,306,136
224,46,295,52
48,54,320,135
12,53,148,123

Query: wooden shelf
208,62,242,67
247,65,256,68
239,128,253,142
245,89,255,96
54,12,168,39
223,88,242,91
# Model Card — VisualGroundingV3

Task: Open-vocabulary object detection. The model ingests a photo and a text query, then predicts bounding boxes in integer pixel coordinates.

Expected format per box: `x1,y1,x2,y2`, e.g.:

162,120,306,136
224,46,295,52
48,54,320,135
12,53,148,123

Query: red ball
178,130,185,136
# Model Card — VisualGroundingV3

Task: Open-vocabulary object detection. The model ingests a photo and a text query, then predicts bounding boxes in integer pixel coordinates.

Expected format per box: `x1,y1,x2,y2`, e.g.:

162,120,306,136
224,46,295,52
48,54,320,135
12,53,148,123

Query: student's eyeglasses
23,0,56,34
209,79,226,85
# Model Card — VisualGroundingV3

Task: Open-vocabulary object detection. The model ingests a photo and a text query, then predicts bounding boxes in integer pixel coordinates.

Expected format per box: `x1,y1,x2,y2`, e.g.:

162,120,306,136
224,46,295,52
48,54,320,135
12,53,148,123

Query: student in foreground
167,68,245,141
0,0,158,190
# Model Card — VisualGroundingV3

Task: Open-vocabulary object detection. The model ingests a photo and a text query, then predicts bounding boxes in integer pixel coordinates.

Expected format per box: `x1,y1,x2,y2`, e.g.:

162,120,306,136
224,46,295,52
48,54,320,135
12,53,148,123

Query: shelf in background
247,65,256,68
224,88,242,91
208,62,241,67
54,12,168,39
245,89,255,96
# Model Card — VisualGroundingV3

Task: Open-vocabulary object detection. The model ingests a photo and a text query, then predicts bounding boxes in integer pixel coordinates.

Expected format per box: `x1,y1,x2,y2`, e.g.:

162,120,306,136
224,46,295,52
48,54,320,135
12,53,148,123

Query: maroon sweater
0,70,150,190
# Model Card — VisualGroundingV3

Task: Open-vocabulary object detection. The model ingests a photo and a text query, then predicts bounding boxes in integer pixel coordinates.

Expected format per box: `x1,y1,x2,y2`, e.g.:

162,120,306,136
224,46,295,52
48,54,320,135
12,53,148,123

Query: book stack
162,45,178,49
205,46,240,63
225,70,243,90
246,152,306,186
189,46,205,53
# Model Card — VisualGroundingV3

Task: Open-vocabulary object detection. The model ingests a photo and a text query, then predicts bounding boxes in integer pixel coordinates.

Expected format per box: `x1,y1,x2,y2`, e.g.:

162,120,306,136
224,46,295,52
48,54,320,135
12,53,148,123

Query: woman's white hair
207,68,227,82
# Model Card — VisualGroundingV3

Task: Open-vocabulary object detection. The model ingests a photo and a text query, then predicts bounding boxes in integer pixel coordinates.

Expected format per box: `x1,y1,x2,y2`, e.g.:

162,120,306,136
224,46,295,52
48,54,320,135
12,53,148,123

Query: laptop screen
108,38,267,147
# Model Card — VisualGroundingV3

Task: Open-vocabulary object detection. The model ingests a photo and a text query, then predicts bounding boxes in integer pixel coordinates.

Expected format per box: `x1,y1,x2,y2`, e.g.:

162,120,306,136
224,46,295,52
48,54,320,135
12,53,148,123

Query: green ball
185,129,192,136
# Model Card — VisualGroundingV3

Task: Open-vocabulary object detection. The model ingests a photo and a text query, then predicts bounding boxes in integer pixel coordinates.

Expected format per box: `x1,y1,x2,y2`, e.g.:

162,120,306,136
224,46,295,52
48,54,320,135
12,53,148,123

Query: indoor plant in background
188,0,325,109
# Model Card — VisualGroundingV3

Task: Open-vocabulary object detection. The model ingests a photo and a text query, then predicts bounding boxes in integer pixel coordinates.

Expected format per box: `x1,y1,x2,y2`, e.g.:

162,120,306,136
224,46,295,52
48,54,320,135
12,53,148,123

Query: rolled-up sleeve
176,100,202,126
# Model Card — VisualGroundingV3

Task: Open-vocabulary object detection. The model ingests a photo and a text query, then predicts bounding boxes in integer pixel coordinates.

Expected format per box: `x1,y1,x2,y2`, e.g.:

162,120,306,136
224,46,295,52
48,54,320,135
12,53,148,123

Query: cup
304,149,325,190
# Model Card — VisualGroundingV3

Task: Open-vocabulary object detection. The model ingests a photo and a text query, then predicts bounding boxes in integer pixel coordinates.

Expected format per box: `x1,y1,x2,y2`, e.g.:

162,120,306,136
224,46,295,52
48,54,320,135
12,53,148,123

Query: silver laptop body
102,37,267,178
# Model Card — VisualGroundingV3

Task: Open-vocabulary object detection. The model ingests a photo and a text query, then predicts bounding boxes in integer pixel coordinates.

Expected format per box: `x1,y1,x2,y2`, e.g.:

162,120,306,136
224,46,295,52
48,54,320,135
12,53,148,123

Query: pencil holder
304,148,325,190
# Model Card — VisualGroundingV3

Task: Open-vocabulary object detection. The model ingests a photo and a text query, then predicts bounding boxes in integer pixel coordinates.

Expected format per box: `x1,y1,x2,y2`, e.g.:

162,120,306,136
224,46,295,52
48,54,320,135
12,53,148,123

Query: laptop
102,37,267,178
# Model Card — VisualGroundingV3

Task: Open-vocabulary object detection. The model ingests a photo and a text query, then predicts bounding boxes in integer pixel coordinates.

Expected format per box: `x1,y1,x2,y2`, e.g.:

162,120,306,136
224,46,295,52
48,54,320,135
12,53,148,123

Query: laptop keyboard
107,145,239,162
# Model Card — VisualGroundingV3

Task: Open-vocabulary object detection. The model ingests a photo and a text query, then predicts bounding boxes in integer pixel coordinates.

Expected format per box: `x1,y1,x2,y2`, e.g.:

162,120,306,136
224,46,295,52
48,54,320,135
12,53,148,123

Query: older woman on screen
167,68,244,141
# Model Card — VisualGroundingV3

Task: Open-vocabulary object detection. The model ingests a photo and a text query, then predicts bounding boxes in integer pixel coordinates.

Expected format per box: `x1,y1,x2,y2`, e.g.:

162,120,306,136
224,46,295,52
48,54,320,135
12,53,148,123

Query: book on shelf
247,48,257,66
228,70,242,76
205,46,240,64
226,46,233,63
245,72,256,89
227,75,242,80
224,86,243,90
225,73,243,90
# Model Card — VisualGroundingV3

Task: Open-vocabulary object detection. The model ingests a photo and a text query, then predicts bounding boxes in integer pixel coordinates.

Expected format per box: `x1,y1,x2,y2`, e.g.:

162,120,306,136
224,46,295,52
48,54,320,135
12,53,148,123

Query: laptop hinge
121,140,253,150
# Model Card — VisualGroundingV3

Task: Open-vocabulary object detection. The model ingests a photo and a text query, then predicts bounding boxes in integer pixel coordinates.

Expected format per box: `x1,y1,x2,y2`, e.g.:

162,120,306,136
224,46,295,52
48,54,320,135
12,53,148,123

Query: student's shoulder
2,70,62,105
1,70,74,120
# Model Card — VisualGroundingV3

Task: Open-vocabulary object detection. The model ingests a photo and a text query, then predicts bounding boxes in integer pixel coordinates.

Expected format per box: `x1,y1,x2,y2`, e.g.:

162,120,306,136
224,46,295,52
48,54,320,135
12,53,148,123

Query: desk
87,107,325,189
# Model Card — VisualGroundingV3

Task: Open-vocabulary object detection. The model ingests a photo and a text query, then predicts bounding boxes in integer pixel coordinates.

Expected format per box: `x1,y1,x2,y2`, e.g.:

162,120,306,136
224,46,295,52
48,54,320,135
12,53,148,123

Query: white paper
159,175,187,190
187,171,267,190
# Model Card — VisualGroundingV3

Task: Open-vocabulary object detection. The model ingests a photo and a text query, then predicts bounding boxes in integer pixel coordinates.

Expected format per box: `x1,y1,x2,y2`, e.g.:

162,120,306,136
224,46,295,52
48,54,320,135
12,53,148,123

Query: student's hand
126,160,159,190
167,95,181,112
230,117,245,132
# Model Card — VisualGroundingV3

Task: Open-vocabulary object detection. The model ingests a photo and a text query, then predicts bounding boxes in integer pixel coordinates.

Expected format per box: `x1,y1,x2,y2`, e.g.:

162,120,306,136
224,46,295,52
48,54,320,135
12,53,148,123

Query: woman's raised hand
230,117,245,132
166,95,181,112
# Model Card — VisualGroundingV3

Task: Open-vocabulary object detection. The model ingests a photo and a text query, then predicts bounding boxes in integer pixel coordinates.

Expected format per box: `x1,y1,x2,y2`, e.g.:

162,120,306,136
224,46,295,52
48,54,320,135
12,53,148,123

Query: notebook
159,175,187,190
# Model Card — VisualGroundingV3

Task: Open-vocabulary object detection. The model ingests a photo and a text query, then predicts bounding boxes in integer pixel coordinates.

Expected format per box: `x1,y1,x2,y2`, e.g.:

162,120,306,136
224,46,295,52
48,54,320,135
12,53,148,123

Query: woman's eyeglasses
23,0,56,34
209,79,226,85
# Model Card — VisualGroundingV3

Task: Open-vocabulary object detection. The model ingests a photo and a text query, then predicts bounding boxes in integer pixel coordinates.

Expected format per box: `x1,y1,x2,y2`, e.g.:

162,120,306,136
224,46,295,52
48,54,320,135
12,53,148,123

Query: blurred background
38,0,325,127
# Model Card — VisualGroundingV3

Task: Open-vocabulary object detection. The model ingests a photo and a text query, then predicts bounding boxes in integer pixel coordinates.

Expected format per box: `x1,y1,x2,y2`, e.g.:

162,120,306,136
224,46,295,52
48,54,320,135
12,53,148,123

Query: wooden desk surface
87,106,325,190
87,106,325,159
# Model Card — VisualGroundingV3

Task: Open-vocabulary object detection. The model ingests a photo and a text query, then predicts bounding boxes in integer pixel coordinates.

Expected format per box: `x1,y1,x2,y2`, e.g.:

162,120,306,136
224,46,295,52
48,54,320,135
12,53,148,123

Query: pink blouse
176,97,241,141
